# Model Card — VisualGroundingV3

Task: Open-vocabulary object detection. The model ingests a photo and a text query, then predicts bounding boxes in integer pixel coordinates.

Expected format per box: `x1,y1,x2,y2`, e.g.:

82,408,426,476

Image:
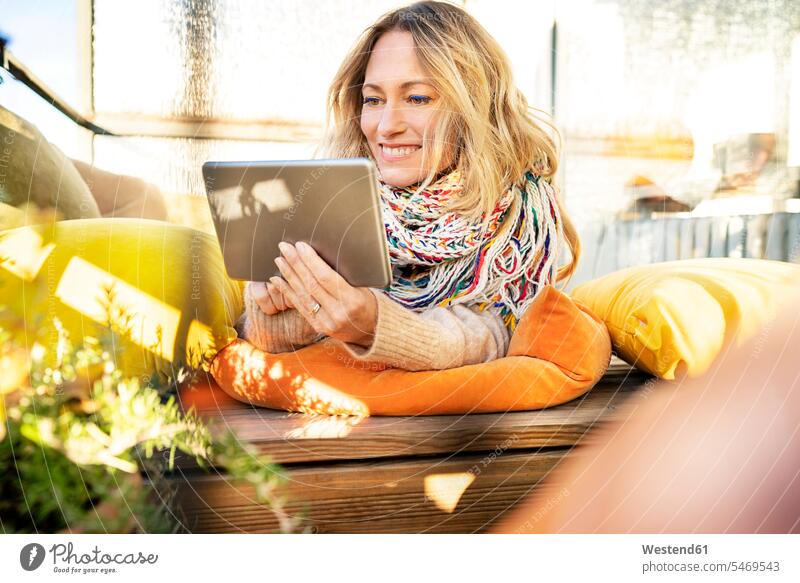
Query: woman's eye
361,97,382,106
408,95,431,105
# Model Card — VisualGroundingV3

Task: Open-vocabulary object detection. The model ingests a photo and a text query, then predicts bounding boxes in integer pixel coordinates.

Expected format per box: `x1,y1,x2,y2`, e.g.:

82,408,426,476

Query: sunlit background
2,0,800,284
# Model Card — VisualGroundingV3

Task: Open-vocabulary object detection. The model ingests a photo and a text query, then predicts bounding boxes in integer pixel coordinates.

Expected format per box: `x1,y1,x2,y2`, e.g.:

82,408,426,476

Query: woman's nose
377,102,407,136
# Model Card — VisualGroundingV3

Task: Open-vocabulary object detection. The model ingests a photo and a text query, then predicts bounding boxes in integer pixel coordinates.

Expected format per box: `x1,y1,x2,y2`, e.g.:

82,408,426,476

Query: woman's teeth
382,145,420,156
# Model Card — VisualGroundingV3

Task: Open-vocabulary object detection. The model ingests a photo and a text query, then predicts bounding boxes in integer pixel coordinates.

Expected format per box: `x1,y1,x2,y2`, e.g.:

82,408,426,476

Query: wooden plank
679,217,694,259
633,220,649,264
746,214,769,258
765,213,788,261
709,216,728,257
616,220,633,269
663,218,681,261
569,221,604,288
652,218,668,263
177,371,650,466
595,220,620,277
693,217,712,258
788,213,800,262
726,215,746,258
173,448,570,533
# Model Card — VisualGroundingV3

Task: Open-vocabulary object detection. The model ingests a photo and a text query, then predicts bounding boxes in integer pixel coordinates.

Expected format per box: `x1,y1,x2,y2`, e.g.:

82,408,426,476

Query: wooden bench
171,357,651,533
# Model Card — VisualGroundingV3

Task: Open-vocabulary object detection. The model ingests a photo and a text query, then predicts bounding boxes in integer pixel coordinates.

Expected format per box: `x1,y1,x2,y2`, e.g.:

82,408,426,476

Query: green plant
0,302,301,533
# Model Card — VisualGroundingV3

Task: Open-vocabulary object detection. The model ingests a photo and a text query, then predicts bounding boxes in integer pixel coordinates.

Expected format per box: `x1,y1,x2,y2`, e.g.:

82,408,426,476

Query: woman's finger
272,277,296,309
249,281,278,315
292,242,368,331
270,277,305,315
276,244,336,315
293,241,353,300
271,275,334,332
275,256,313,315
265,280,287,311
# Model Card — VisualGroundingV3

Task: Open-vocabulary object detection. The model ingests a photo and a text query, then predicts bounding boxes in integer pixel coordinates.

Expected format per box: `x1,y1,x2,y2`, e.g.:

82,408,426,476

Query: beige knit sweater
238,282,511,371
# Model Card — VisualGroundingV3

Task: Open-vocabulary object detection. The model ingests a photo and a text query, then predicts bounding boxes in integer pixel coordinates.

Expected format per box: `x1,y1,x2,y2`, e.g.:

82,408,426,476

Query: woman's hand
272,241,378,348
248,279,295,316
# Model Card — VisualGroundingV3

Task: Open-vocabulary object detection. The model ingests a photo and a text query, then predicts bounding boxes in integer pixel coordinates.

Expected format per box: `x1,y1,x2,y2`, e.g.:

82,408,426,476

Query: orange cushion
208,286,612,416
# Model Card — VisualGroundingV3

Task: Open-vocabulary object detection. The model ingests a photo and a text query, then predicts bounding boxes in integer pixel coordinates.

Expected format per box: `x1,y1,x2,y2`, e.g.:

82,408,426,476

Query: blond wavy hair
317,0,580,283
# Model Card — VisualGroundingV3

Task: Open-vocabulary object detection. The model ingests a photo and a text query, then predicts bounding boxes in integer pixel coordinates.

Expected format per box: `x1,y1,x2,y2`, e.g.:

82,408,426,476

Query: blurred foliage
0,256,301,533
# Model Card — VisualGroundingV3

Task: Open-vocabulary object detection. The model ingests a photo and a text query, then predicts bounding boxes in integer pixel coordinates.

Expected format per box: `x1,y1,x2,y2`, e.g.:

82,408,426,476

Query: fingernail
278,241,291,254
297,241,310,253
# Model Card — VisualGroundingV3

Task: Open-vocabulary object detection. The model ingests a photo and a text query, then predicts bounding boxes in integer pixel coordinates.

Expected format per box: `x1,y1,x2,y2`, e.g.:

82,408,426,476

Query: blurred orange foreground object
208,286,611,416
492,291,800,534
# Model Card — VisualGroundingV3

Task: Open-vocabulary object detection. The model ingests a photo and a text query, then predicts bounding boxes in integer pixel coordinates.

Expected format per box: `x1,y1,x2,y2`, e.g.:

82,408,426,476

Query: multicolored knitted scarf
377,168,562,332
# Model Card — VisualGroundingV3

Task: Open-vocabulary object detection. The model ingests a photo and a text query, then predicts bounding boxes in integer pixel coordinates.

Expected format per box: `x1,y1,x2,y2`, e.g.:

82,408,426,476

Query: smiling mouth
380,144,421,160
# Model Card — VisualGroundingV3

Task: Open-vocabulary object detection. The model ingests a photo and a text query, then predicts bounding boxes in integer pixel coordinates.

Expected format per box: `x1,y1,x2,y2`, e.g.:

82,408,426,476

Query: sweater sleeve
236,281,324,353
327,288,511,371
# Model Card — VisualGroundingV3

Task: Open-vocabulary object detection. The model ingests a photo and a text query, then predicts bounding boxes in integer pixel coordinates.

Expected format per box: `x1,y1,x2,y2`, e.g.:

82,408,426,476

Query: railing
569,211,800,288
0,36,113,136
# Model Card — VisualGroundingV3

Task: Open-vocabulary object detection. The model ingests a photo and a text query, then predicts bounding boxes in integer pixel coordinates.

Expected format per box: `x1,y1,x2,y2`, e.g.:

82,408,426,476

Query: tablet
202,158,392,289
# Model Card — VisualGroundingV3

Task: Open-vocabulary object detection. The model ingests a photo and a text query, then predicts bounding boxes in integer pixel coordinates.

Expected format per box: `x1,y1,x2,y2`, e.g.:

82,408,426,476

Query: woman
239,0,580,371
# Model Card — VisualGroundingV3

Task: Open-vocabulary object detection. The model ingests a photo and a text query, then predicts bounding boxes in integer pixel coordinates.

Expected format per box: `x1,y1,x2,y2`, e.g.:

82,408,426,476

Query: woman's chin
377,166,426,188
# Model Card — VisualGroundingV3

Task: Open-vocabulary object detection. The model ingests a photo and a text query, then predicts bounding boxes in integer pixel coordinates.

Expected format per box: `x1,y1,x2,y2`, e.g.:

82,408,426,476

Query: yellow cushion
0,218,243,384
571,258,800,379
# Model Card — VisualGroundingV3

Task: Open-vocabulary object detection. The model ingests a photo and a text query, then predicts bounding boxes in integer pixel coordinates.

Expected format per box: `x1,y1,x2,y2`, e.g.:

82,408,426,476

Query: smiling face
360,30,451,187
